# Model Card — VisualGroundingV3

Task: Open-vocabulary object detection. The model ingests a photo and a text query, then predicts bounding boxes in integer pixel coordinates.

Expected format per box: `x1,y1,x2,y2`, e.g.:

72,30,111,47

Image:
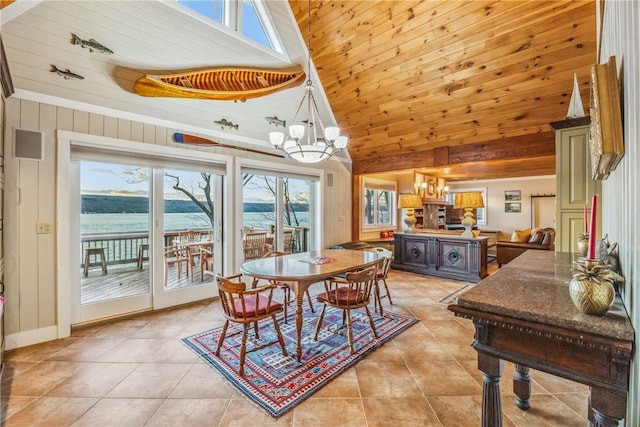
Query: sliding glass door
241,170,315,260
70,157,223,324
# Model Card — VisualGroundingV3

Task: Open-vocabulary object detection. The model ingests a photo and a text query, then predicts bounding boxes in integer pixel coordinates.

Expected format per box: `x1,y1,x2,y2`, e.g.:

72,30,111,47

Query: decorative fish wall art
50,65,84,80
213,118,239,130
70,33,113,55
265,116,286,128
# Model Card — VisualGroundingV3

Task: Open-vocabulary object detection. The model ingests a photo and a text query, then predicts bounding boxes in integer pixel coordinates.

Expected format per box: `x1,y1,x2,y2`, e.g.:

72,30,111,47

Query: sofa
496,227,555,267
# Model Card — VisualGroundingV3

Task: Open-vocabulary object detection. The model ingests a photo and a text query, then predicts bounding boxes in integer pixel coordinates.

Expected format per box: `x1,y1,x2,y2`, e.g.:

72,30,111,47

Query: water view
81,212,310,235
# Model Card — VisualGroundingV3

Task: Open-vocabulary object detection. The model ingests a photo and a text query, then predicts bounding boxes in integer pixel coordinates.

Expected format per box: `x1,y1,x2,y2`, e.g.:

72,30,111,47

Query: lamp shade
398,193,424,209
454,192,484,209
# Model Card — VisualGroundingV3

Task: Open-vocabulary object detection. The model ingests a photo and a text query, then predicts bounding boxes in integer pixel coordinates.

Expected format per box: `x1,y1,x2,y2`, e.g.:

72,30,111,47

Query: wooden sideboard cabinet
392,232,488,282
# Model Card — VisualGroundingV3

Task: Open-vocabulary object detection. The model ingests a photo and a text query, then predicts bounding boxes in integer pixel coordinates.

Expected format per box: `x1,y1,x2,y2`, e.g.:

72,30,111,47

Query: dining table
240,248,382,361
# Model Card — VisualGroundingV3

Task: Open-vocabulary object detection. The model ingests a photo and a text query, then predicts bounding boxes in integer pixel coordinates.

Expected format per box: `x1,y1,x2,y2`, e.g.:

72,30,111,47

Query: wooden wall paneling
37,103,56,328
599,2,639,422
3,97,19,335
117,118,131,140
130,121,144,142
17,99,40,331
88,112,104,136
103,116,119,139
56,107,74,132
72,110,89,134
143,123,155,145
155,126,169,146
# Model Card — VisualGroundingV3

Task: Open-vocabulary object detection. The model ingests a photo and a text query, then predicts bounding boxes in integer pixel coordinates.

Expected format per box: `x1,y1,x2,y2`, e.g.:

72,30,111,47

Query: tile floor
0,266,589,426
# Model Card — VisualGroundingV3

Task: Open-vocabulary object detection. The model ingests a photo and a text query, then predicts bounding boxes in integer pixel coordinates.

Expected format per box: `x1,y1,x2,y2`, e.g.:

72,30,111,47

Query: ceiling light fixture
269,0,347,163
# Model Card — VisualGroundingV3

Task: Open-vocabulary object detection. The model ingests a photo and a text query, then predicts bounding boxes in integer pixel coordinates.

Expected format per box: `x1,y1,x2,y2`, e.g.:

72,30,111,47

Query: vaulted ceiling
1,1,596,181
290,0,597,179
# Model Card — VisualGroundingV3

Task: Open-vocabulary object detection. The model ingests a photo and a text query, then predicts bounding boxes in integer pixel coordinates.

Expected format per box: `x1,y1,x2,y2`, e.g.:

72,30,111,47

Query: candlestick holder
568,258,623,315
576,233,589,256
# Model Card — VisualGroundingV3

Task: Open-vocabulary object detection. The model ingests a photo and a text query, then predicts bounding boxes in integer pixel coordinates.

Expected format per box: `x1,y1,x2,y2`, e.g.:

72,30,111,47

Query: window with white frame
447,187,488,226
177,0,281,52
363,179,396,228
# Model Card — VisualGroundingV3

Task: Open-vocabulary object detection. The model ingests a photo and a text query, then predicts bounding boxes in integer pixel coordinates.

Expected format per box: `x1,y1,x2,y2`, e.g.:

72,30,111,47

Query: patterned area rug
182,303,417,418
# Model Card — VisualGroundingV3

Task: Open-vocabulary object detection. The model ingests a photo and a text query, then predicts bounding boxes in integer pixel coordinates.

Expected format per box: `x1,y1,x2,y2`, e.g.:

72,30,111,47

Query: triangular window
178,0,280,53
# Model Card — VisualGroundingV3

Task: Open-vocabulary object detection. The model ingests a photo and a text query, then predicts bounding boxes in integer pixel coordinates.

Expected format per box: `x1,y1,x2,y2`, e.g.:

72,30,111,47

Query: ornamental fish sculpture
50,65,84,80
70,33,114,55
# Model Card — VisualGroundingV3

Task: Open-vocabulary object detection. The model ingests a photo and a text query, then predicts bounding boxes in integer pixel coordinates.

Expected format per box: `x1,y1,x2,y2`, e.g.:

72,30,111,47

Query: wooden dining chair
163,244,191,287
366,247,394,314
199,246,215,281
313,263,380,353
216,274,288,376
243,232,268,260
255,251,315,323
283,230,295,253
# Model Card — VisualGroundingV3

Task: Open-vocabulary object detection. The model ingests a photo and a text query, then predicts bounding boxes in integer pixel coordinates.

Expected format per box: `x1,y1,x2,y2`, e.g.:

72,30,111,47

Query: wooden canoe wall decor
134,66,305,102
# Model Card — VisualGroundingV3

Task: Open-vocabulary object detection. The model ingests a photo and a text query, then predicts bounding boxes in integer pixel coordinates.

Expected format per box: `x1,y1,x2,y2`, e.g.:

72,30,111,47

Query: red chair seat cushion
232,295,282,317
318,287,366,305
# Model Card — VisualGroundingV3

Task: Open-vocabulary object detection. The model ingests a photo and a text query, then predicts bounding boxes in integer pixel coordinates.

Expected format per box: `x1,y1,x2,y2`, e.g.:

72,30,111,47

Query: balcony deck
81,261,215,304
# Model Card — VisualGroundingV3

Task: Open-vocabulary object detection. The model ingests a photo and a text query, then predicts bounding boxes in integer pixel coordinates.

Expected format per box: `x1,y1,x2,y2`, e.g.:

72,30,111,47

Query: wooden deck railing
81,227,309,269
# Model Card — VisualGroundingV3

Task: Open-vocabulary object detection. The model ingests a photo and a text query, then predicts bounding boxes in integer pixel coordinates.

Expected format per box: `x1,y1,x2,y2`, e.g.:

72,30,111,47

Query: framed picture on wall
505,202,521,213
504,190,521,201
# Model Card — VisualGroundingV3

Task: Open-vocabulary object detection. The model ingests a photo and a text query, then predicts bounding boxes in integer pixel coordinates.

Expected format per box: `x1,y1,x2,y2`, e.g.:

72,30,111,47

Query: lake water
81,212,310,234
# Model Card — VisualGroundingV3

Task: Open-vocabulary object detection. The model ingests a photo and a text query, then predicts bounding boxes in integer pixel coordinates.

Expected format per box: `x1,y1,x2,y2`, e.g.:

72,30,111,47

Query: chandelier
269,0,348,163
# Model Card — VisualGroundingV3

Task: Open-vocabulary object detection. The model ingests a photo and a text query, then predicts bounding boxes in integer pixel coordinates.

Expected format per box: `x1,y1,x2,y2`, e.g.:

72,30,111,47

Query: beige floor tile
410,359,481,396
2,396,98,426
293,397,367,426
500,393,589,427
70,397,163,427
311,369,360,398
45,337,124,362
169,363,237,399
362,397,442,427
0,395,38,423
106,363,192,398
145,398,230,426
2,361,81,397
94,338,166,363
355,360,423,398
46,362,138,397
220,397,294,426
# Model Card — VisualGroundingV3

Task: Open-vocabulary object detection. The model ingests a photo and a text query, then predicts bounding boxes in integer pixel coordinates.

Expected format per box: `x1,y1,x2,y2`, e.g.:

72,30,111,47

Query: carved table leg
513,363,531,410
589,387,626,427
478,352,504,427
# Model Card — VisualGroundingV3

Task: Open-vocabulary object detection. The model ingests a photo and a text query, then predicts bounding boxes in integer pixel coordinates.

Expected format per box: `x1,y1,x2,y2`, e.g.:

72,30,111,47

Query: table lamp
398,193,424,233
454,191,484,238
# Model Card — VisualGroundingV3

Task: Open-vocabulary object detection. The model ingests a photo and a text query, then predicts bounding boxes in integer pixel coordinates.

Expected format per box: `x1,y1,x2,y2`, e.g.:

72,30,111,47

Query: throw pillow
510,228,531,242
528,231,543,244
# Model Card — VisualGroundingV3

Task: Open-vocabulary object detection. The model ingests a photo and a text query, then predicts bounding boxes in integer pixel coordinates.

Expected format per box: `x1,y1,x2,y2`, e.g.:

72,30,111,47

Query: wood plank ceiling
289,0,596,180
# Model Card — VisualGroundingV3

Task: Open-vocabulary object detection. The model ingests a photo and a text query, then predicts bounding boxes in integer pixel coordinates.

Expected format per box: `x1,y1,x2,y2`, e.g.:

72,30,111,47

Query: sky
80,160,311,204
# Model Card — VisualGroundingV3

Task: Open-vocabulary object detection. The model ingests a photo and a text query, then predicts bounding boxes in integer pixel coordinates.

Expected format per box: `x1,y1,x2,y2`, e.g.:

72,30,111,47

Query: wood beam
352,132,554,175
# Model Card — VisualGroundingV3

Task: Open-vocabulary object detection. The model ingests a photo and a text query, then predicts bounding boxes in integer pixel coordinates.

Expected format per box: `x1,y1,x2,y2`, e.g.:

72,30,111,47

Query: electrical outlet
36,222,53,234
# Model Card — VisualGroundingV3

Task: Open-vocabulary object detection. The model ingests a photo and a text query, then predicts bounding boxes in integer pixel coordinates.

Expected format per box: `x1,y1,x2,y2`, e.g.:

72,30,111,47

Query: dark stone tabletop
454,250,634,342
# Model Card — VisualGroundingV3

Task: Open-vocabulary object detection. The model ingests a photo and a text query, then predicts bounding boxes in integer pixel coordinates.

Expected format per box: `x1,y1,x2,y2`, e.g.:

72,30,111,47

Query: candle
587,195,598,259
583,205,588,233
